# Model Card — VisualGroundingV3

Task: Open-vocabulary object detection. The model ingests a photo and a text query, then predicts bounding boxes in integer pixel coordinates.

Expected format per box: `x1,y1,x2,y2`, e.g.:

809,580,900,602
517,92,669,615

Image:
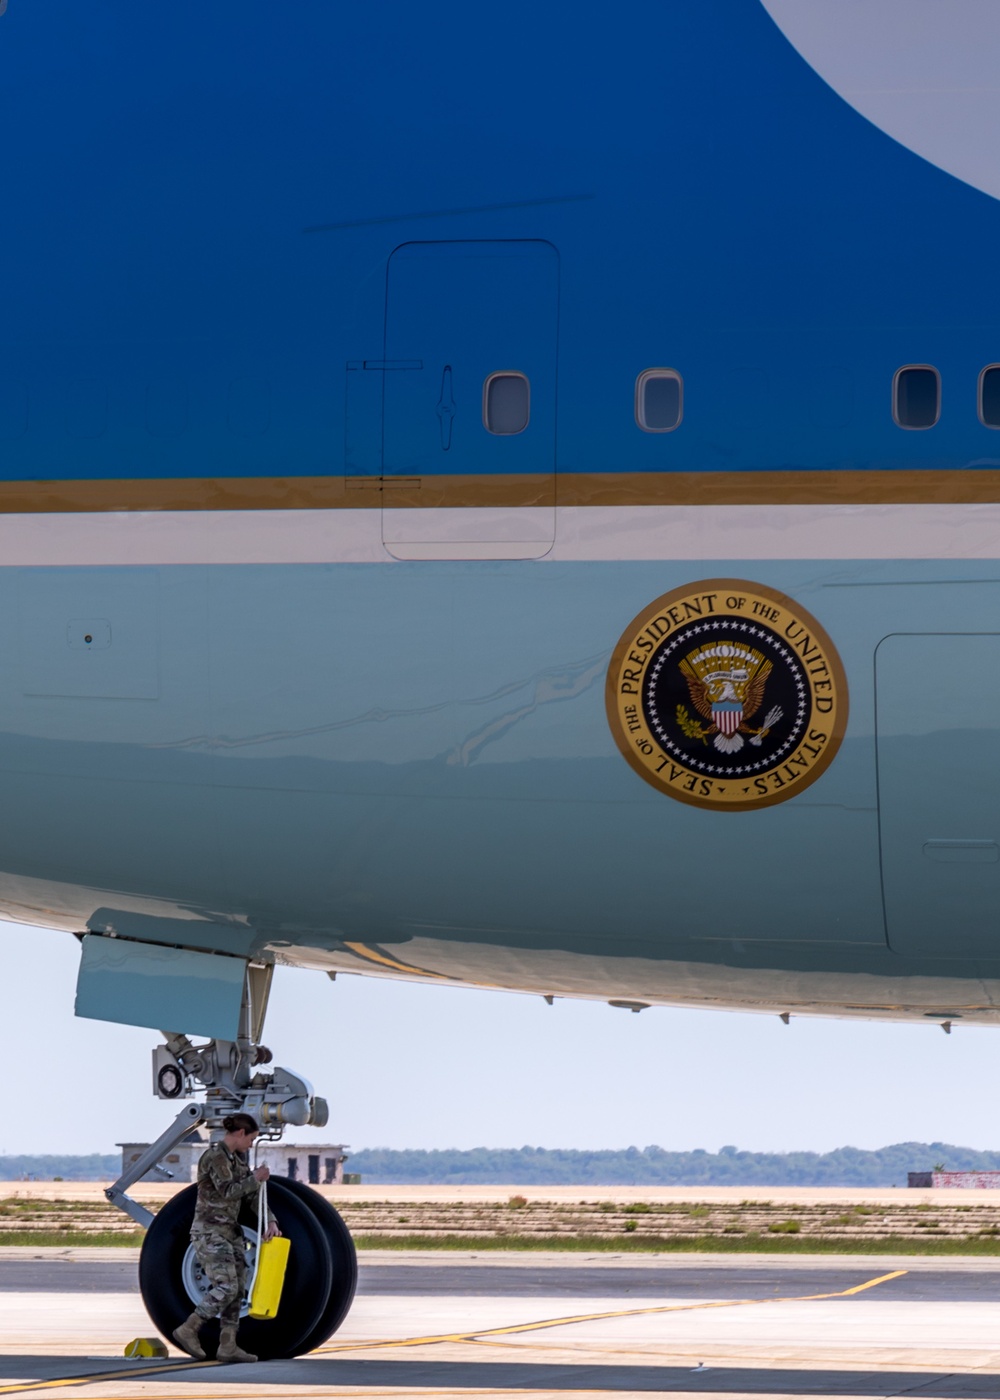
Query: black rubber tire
139,1179,333,1360
275,1179,358,1351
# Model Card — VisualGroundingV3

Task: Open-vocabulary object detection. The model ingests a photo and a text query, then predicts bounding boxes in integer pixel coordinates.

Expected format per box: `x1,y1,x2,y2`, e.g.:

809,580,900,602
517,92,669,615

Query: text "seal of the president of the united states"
606,579,848,811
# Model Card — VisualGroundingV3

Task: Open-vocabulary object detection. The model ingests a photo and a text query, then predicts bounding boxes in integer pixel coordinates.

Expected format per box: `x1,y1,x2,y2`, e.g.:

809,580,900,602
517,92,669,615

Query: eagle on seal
678,648,779,755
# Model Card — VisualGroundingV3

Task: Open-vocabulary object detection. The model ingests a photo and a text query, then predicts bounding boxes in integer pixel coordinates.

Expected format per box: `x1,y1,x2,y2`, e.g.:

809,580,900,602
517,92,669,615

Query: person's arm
204,1152,260,1202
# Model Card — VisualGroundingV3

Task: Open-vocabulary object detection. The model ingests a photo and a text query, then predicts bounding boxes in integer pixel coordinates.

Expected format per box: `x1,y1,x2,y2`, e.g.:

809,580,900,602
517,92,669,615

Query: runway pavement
2,1249,1000,1397
9,1250,1000,1302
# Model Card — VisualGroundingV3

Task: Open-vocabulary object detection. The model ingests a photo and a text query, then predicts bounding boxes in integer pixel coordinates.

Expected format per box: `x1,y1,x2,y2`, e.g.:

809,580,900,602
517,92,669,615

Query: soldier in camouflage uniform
173,1113,280,1364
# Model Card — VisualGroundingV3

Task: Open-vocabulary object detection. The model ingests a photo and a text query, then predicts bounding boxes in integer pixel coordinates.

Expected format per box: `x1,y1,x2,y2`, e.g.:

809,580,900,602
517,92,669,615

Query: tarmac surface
8,1251,1000,1302
3,1249,1000,1397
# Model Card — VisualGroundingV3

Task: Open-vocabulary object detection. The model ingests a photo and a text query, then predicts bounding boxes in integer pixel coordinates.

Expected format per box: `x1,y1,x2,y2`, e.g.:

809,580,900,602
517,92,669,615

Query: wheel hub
180,1227,258,1318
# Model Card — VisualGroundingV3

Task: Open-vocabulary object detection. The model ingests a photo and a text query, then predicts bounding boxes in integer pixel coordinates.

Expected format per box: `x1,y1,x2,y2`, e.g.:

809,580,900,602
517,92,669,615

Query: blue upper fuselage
1,0,999,486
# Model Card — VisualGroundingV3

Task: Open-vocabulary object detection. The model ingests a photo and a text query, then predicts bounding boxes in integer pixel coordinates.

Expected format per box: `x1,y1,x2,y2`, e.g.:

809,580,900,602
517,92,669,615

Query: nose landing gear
104,962,357,1359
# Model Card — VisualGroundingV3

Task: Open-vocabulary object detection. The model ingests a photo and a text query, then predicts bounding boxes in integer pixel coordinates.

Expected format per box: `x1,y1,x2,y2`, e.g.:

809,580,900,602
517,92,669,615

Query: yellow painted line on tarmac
314,1268,908,1355
0,1359,217,1396
60,1388,607,1400
836,1270,909,1296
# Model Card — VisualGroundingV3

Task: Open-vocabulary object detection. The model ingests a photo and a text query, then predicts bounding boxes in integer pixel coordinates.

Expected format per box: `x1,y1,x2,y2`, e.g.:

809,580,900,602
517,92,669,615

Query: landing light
156,1063,184,1099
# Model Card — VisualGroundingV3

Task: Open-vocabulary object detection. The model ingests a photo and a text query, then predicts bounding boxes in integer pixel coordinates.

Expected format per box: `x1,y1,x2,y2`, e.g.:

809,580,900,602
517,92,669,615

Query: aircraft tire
139,1179,334,1360
274,1178,358,1350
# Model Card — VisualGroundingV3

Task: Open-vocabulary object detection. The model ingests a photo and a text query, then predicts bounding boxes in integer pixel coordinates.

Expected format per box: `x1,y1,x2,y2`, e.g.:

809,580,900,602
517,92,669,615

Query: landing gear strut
105,962,357,1359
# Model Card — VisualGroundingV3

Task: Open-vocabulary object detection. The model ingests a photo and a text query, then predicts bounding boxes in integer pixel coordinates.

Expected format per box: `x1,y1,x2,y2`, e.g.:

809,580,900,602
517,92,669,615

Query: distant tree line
3,1143,1000,1185
0,1154,119,1181
345,1142,1000,1187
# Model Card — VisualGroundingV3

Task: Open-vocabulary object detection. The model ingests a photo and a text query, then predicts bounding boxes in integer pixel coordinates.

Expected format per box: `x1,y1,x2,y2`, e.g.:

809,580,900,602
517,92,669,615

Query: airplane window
893,365,940,429
483,372,530,434
636,369,683,432
979,366,1000,428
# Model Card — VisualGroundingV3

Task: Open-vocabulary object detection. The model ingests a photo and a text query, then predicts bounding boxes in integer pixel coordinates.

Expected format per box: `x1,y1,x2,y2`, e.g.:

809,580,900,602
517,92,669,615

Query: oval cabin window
893,365,940,429
636,369,683,432
979,365,1000,428
483,372,530,435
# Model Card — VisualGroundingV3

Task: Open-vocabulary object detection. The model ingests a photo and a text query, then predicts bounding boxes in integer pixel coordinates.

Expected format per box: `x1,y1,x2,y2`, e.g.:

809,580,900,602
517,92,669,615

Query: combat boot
217,1325,257,1363
172,1312,206,1360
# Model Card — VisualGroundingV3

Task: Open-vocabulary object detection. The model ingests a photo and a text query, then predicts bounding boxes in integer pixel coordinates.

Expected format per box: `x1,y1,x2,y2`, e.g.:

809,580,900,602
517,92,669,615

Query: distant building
908,1171,1000,1188
259,1143,350,1186
118,1136,350,1186
118,1131,205,1183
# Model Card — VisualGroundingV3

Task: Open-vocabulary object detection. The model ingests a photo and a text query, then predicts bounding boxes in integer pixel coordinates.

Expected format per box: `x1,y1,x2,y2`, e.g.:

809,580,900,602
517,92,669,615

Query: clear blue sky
2,919,994,1158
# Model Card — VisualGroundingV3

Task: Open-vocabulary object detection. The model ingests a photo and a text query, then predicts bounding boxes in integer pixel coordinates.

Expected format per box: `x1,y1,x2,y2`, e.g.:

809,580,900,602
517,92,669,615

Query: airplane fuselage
3,1,1000,1026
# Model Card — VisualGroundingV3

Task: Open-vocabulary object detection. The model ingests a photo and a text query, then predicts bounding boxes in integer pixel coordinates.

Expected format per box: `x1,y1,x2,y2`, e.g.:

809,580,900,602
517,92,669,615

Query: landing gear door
877,632,1000,957
381,240,558,560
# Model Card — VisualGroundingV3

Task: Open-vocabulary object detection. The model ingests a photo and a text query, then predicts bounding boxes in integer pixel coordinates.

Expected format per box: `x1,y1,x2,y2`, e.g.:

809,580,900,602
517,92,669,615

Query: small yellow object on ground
123,1337,169,1359
249,1235,291,1319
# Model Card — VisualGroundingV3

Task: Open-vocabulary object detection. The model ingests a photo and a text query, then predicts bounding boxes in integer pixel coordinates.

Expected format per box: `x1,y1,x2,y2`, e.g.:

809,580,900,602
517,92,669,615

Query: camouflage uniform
190,1142,276,1324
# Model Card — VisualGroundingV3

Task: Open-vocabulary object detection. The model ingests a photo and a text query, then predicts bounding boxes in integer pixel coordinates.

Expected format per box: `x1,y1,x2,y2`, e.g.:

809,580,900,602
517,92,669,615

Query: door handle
436,365,455,451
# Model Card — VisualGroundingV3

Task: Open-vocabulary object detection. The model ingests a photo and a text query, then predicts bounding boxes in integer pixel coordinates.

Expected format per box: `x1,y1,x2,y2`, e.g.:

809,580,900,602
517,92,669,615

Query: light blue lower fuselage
5,549,1000,1024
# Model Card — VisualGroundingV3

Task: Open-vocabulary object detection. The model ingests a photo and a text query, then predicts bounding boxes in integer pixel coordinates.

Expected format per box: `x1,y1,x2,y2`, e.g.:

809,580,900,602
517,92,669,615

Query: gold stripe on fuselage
341,941,456,980
2,469,1000,512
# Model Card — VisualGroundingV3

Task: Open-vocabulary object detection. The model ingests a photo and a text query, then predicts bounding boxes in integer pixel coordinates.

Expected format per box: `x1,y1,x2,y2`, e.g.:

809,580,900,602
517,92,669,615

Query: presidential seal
606,579,847,811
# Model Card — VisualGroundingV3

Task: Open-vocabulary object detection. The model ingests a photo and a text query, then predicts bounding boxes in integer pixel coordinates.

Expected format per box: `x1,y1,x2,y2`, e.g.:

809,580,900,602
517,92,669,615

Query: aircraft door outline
877,630,1000,958
379,239,559,561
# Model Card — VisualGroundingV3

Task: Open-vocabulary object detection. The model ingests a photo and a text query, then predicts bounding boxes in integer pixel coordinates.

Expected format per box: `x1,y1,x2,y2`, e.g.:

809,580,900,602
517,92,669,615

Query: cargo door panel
877,633,1000,957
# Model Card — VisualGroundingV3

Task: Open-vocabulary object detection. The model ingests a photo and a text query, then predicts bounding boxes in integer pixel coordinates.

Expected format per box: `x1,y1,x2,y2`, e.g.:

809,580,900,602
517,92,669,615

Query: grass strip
5,1227,1000,1255
352,1231,1000,1256
0,1231,144,1247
